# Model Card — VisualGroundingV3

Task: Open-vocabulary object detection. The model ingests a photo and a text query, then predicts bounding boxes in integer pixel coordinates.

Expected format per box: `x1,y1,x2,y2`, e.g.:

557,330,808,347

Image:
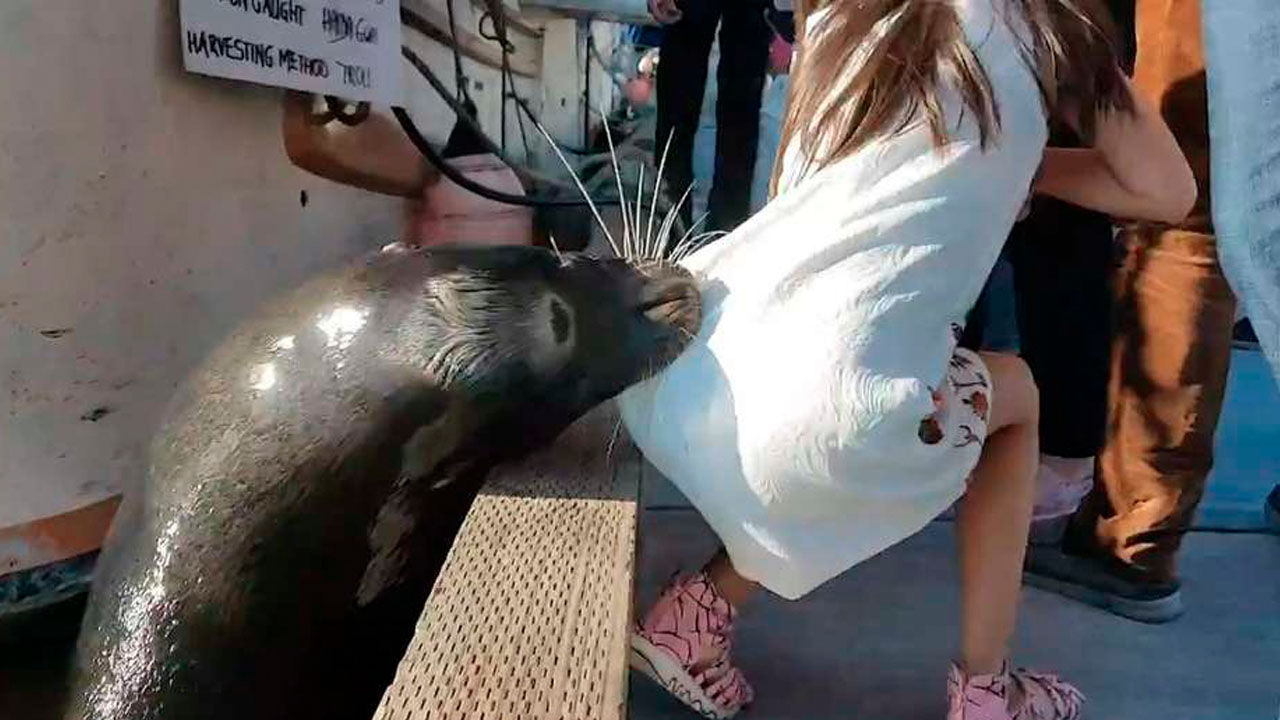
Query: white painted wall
0,0,623,551
0,1,408,529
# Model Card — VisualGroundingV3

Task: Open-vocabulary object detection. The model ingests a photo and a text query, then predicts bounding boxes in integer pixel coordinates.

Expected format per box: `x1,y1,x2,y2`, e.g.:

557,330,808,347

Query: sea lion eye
550,299,571,344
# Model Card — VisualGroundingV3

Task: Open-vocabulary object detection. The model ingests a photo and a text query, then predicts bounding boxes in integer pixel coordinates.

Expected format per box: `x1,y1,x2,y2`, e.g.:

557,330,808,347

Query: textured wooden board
373,404,640,720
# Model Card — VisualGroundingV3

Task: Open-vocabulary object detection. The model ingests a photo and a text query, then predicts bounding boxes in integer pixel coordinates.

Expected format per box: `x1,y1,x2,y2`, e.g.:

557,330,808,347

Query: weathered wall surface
0,0,622,575
0,0,407,562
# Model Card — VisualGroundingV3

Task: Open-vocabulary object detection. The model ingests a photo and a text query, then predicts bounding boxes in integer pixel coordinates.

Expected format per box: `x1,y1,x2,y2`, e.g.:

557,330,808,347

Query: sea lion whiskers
600,119,634,260
645,132,676,262
666,213,711,264
671,230,725,264
534,108,694,266
653,184,695,263
530,115,622,259
605,415,624,462
634,163,645,261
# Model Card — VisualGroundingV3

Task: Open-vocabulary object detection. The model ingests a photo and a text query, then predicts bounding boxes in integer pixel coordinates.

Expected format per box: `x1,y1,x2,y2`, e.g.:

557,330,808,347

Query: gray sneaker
1024,546,1184,624
1233,318,1261,351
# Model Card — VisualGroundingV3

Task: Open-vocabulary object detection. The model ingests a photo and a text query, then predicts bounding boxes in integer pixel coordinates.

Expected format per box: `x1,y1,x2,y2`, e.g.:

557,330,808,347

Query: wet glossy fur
65,245,699,720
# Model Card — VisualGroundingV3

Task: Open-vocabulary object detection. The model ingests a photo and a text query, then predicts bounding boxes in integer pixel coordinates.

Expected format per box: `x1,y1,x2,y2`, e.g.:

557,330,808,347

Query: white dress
618,0,1049,600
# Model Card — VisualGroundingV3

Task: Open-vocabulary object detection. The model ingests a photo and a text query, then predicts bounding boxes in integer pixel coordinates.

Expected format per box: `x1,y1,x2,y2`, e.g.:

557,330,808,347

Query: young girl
617,0,1195,718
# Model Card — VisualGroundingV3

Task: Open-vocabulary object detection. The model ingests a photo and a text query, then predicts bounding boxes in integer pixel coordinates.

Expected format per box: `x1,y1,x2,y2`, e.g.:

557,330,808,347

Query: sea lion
64,244,700,720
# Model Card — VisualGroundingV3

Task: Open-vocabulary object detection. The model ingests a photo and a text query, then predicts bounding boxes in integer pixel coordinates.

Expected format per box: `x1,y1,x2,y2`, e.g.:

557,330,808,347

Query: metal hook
322,95,371,126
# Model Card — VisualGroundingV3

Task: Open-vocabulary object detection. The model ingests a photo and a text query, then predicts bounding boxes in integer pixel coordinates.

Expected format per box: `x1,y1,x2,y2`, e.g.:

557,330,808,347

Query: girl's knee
981,352,1039,429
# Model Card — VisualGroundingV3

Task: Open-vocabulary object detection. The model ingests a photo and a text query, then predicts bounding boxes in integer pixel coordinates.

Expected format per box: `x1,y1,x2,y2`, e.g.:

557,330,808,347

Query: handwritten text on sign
180,0,403,104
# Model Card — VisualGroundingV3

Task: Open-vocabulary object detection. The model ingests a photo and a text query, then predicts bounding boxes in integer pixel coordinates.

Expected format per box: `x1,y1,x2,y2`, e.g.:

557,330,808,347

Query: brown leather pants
1070,0,1237,583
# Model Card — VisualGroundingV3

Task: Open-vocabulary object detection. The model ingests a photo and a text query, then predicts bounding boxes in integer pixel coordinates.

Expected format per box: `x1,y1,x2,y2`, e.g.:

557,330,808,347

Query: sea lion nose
637,275,701,337
637,276,696,312
593,258,700,336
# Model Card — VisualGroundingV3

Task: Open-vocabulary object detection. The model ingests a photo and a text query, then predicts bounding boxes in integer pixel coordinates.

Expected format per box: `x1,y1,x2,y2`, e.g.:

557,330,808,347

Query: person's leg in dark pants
1084,226,1234,574
959,284,992,353
655,0,721,231
1025,0,1237,624
1010,202,1115,461
707,0,771,232
957,197,1114,545
1008,199,1116,539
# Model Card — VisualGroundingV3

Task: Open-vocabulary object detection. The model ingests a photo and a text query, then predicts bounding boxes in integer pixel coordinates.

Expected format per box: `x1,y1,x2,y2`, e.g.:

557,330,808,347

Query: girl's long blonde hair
771,0,1133,194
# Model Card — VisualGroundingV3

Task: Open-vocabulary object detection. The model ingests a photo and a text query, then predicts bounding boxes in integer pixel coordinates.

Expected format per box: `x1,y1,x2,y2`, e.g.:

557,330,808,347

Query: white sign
180,0,403,104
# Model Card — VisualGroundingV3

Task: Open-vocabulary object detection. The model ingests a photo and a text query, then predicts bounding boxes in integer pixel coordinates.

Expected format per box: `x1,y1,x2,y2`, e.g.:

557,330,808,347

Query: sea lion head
403,245,700,432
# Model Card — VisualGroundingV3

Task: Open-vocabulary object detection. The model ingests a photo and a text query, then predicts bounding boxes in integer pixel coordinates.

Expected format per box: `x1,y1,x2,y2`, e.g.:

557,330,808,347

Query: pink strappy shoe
630,572,755,719
947,662,1084,720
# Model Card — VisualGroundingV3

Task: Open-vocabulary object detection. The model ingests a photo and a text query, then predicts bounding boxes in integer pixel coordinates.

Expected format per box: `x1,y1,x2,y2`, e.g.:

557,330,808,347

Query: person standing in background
1201,1,1280,532
747,6,795,213
648,0,772,233
1026,0,1239,624
960,1,1137,544
965,186,1120,544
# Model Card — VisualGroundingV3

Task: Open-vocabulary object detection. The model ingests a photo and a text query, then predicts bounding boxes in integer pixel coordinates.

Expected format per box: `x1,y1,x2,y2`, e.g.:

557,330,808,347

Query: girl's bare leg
956,352,1040,674
705,549,759,607
700,352,1038,676
642,352,1078,718
632,554,757,716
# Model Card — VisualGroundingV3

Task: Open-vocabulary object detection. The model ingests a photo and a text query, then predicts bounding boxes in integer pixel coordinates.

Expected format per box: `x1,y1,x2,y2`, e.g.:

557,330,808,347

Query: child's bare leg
690,352,1038,677
705,549,759,607
956,352,1039,674
701,352,1037,675
632,549,757,717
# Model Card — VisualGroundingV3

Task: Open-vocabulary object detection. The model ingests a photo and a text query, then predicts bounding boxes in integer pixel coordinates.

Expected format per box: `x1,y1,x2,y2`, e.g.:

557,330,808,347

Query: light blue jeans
1204,1,1280,383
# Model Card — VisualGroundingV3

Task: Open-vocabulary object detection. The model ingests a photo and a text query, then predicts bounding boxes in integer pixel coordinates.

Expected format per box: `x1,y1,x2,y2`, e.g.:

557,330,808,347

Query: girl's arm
282,91,432,199
1033,77,1198,224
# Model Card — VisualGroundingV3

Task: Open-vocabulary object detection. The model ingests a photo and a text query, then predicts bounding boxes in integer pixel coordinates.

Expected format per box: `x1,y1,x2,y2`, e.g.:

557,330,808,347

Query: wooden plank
373,404,640,720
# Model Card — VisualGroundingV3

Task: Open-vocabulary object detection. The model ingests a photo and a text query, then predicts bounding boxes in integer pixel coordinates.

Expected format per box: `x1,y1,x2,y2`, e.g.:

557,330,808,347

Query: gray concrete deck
631,350,1280,719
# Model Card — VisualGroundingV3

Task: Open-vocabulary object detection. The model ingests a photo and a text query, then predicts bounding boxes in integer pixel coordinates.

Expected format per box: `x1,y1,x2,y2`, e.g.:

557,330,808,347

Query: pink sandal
630,572,755,719
947,662,1084,720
